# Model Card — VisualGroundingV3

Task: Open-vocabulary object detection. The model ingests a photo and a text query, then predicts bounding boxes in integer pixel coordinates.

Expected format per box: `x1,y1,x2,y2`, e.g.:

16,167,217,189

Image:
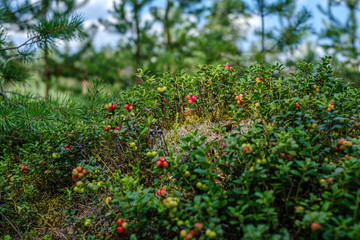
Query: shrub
1,57,360,239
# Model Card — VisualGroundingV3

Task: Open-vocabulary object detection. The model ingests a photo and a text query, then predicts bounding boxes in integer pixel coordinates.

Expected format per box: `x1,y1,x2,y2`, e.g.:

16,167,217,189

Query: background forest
1,0,360,98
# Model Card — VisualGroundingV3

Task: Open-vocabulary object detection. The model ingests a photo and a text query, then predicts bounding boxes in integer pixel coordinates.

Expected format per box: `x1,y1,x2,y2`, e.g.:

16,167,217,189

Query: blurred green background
1,0,360,99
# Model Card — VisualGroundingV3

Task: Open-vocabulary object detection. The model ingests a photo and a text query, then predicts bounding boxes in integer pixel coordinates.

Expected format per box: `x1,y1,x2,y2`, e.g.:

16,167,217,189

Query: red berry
72,175,77,180
194,222,203,230
191,95,197,101
311,223,322,230
243,147,249,153
124,104,129,109
160,188,166,195
187,99,193,104
224,64,229,68
117,226,124,233
24,166,29,172
20,164,24,169
112,104,116,109
116,126,120,130
189,230,196,237
162,199,166,204
76,166,83,172
162,161,169,167
104,126,108,131
337,139,346,146
42,161,46,165
280,153,286,159
185,233,193,240
129,104,134,110
287,155,293,160
326,177,333,183
186,95,191,100
156,161,163,167
159,156,165,162
116,219,124,226
156,189,161,196
229,67,233,71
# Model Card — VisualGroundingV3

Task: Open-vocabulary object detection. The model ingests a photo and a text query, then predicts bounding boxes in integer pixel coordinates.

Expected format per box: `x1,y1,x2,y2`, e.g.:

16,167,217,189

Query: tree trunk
135,4,140,69
44,44,50,101
164,0,172,72
134,4,142,83
42,0,51,100
349,3,359,73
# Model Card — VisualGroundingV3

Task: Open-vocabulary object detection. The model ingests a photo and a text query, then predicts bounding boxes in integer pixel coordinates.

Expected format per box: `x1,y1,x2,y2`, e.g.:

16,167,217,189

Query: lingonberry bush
1,57,360,239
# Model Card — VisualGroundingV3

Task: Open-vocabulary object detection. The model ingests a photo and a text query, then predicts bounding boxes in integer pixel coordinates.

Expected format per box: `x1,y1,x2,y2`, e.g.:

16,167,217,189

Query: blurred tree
151,0,204,72
0,0,88,100
102,0,156,76
318,0,360,86
0,1,85,103
192,0,246,66
247,0,311,61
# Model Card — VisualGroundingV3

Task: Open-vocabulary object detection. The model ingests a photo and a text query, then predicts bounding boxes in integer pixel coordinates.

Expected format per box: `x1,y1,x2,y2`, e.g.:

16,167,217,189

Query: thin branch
0,212,23,239
0,91,9,105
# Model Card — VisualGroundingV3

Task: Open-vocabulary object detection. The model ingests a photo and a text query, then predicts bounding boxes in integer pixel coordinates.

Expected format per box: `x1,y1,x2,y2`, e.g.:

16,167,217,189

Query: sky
9,0,354,53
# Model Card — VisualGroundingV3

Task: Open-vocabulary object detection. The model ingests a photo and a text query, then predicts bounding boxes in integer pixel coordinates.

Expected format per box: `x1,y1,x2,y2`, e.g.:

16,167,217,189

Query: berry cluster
242,143,252,153
335,139,352,152
164,197,179,218
224,64,233,71
205,229,217,239
280,153,293,160
319,177,333,189
74,181,85,193
105,103,116,112
311,223,323,231
235,94,249,105
180,229,196,240
344,154,354,160
146,151,157,157
20,164,29,172
84,219,91,227
196,182,206,190
72,166,86,180
186,95,197,105
64,144,71,150
156,188,166,197
156,156,169,168
116,218,128,236
255,77,264,83
104,124,119,133
157,86,167,92
327,102,335,112
129,142,138,151
88,181,103,191
313,84,321,93
124,104,134,112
